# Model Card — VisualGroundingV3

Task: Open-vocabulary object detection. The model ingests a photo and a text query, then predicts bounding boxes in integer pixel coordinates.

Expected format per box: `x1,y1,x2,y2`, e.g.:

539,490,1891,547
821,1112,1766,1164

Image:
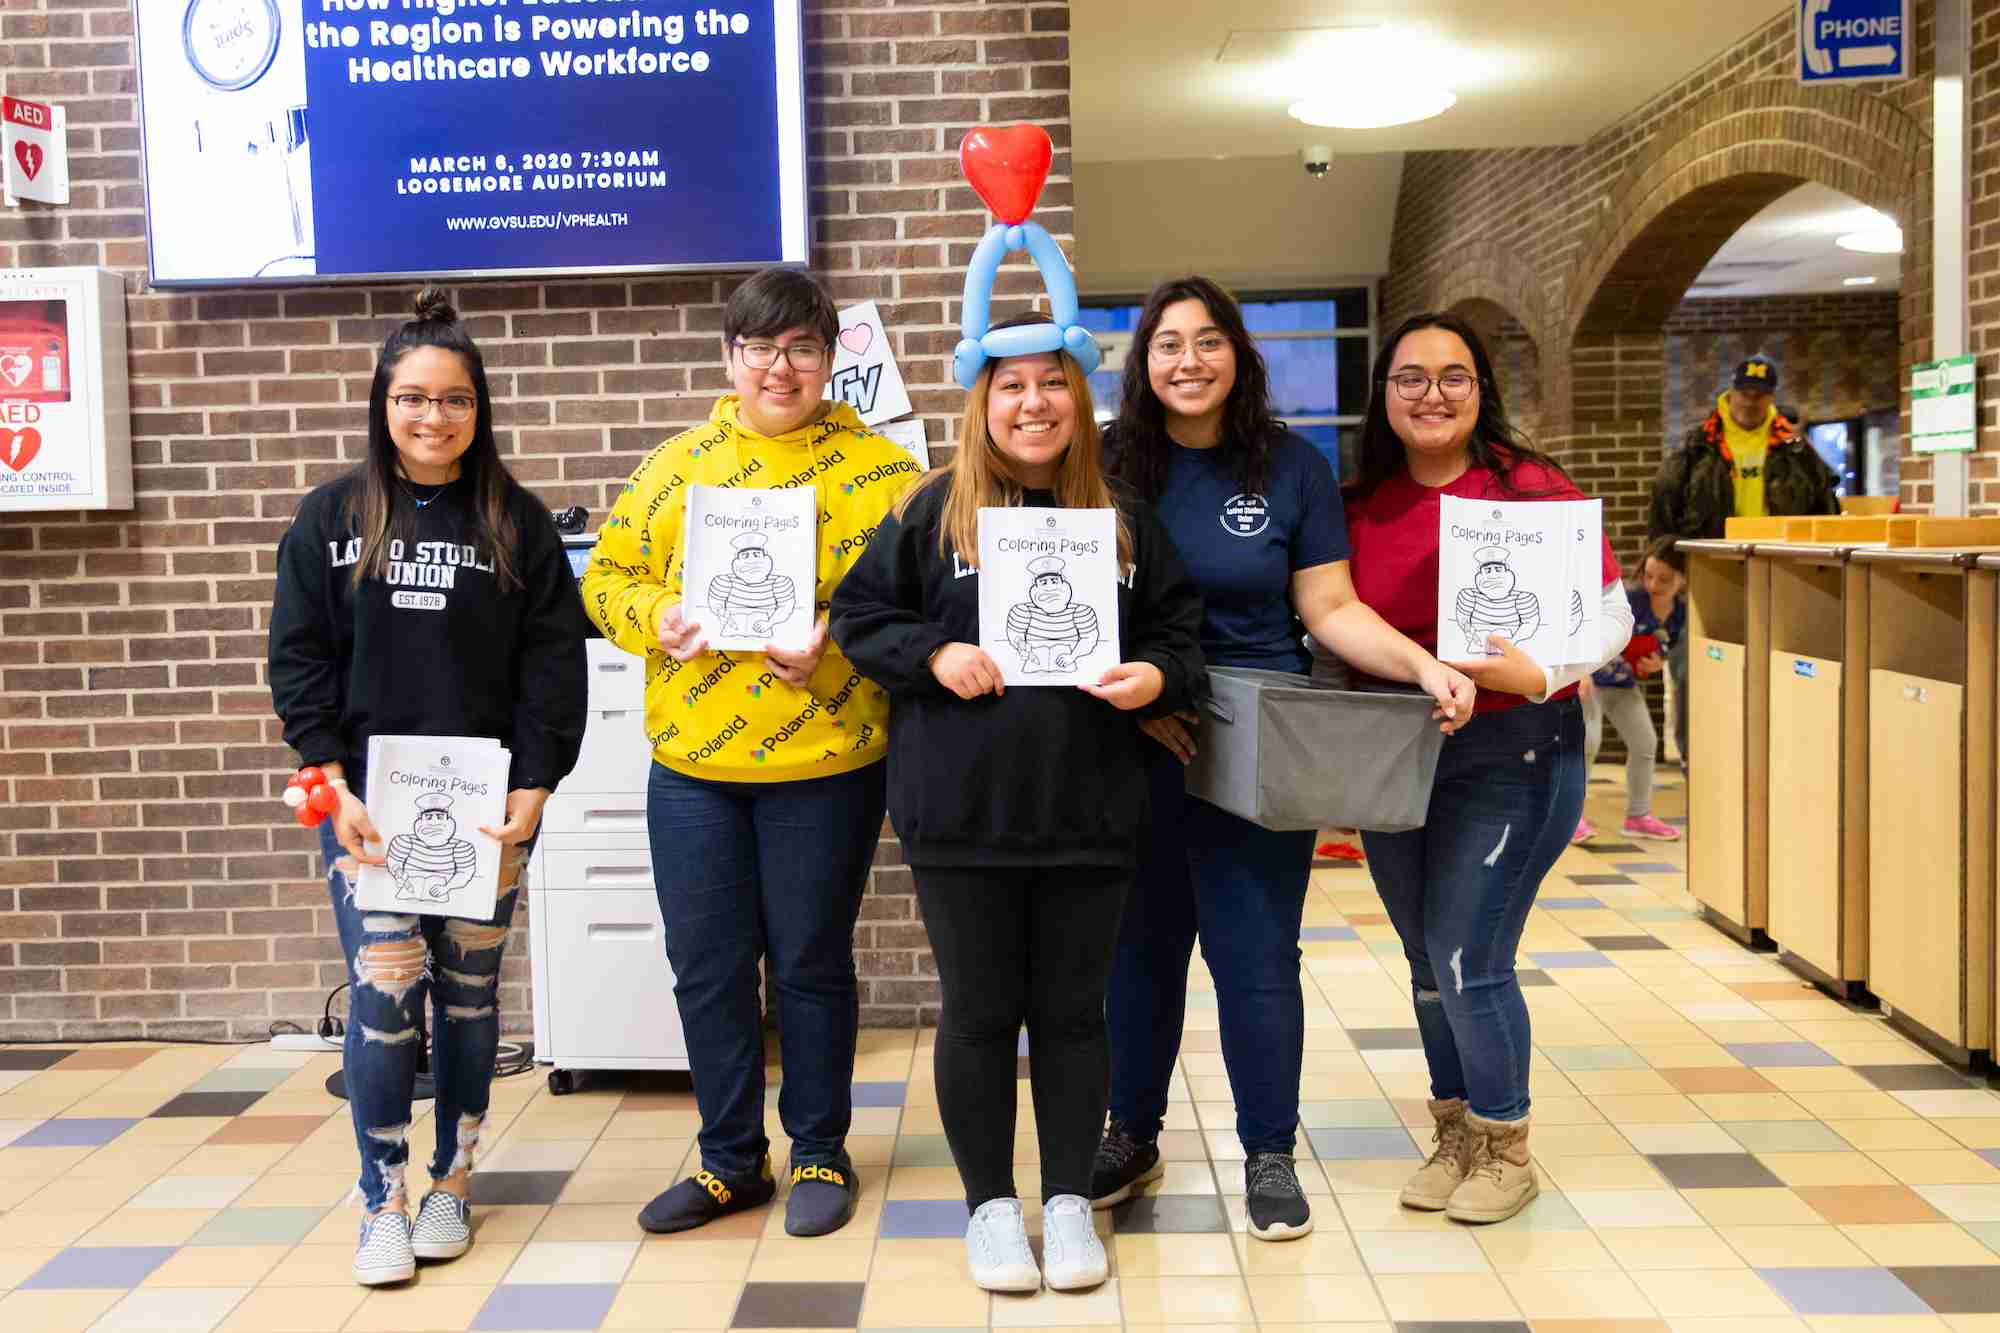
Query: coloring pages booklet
1436,496,1602,669
977,506,1121,687
681,484,818,653
354,736,511,921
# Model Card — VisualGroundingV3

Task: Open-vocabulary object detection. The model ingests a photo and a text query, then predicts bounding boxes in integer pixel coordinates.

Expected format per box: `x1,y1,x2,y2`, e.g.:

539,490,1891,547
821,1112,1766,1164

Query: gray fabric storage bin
1183,667,1444,833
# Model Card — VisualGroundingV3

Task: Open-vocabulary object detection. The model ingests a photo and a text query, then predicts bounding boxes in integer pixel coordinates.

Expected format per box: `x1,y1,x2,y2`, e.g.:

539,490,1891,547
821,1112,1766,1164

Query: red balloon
296,766,326,789
959,124,1053,226
294,804,324,828
307,784,341,815
285,772,306,790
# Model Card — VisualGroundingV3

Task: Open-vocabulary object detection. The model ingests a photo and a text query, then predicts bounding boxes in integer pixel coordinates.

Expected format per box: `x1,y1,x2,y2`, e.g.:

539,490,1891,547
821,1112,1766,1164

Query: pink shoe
1571,816,1596,844
1623,814,1680,841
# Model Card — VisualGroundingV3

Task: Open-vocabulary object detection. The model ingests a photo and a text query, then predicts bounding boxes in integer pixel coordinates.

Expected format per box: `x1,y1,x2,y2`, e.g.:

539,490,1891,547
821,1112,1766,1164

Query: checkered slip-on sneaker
352,1209,416,1286
411,1189,472,1261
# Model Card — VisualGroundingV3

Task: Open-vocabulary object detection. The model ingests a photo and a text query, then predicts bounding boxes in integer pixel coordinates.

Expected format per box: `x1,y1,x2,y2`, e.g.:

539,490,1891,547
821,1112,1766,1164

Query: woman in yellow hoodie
582,269,921,1240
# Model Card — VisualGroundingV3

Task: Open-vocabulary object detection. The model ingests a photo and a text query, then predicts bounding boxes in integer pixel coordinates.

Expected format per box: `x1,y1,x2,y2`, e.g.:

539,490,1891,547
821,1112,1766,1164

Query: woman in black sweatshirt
267,290,588,1287
830,318,1204,1294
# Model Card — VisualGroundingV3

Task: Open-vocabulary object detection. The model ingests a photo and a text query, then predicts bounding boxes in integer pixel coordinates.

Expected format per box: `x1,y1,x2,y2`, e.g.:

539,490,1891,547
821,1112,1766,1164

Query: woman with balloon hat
831,125,1205,1295
268,288,589,1286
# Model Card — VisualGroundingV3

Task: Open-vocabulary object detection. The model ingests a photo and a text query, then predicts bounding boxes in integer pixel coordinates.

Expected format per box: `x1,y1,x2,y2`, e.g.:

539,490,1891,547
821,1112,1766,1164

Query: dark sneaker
783,1153,858,1237
1089,1123,1164,1209
1244,1151,1313,1241
637,1157,776,1234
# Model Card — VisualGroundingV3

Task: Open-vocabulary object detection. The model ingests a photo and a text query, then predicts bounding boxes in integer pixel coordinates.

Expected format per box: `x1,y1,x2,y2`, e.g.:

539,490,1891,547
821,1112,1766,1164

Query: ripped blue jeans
319,819,530,1212
1361,698,1585,1123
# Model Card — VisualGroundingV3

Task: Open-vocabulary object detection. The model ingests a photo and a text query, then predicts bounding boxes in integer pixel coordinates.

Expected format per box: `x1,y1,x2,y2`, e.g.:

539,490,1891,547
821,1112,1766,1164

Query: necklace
398,478,449,509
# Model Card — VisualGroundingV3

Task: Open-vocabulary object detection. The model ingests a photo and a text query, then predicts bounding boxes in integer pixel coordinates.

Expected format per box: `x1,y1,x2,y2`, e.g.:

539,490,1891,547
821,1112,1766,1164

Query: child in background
1576,537,1686,843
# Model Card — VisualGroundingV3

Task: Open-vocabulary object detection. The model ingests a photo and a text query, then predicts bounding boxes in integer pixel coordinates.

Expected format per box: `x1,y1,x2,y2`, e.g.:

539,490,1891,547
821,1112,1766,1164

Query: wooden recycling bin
1758,542,1869,996
1680,539,1770,944
1855,548,1996,1063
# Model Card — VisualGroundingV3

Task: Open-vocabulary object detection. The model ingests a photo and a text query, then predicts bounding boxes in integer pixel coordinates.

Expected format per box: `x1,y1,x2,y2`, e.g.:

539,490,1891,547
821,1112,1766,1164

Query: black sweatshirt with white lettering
830,478,1207,869
268,471,589,799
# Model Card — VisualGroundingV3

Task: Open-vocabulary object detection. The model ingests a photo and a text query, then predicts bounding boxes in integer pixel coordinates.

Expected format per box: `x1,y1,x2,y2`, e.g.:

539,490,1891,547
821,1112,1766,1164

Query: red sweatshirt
1346,457,1621,714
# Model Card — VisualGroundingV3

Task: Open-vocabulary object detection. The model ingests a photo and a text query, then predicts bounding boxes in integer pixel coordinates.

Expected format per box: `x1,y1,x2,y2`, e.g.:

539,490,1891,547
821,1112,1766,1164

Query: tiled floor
4,770,2000,1331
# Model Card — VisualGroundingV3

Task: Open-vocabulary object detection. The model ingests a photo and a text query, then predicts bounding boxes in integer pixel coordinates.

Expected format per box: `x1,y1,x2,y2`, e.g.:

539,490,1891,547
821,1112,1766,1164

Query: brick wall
0,0,1072,1039
1663,293,1903,446
1382,7,1954,559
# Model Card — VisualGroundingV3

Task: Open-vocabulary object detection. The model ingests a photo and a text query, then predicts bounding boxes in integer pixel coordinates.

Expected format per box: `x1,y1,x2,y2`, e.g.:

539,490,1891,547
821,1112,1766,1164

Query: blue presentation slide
137,1,807,285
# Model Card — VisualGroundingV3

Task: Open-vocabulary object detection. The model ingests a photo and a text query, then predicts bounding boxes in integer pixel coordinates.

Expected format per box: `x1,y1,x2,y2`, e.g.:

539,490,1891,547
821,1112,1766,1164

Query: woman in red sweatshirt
1344,312,1631,1225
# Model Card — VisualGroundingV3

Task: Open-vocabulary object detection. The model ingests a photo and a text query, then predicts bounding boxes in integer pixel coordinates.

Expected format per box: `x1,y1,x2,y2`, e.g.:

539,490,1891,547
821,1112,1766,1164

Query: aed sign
0,267,132,511
1798,0,1909,83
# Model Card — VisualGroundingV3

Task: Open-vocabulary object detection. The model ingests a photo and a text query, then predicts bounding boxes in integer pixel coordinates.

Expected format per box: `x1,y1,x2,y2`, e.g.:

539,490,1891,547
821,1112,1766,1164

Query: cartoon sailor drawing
705,529,797,640
387,792,479,903
1005,555,1101,674
1453,546,1543,655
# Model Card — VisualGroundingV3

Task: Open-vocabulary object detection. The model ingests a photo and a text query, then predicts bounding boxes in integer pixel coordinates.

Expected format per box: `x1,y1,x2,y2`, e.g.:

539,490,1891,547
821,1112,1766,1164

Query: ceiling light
1288,86,1457,130
1835,225,1903,254
1282,25,1457,130
1843,275,1879,286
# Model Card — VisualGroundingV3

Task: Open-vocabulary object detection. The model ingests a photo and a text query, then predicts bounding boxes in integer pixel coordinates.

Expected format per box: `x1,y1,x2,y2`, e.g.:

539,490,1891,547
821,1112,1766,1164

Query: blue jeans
1361,698,1586,1123
1107,745,1315,1155
646,760,887,1179
320,819,529,1213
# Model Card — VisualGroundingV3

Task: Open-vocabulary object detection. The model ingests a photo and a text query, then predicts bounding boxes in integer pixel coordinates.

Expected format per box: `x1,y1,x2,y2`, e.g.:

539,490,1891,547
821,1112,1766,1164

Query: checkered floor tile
2,767,1997,1329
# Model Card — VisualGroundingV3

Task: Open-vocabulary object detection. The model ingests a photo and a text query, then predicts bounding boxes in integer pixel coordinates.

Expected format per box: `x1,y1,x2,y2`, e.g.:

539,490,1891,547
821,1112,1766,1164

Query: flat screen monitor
134,0,808,286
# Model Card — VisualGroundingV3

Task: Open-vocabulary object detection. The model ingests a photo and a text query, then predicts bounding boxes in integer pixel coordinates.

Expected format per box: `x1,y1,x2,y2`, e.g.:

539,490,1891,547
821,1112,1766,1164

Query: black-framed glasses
734,339,828,371
389,391,477,422
1385,371,1479,402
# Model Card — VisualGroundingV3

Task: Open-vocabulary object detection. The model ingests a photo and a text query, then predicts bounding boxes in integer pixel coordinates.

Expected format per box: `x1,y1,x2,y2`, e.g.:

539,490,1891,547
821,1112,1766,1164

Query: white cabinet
529,622,686,1092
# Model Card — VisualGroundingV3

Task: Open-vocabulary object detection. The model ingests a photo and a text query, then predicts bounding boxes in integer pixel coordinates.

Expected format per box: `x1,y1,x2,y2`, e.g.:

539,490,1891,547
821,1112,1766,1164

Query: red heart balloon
959,124,1052,225
0,426,40,472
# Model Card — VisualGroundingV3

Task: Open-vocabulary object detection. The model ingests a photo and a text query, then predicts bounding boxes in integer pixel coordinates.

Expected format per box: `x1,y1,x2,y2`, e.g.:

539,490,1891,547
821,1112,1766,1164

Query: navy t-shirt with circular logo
1149,428,1350,675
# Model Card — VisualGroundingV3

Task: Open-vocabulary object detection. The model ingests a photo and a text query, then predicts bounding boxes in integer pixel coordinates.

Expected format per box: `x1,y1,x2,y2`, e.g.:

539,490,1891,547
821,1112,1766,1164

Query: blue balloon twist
952,222,1102,390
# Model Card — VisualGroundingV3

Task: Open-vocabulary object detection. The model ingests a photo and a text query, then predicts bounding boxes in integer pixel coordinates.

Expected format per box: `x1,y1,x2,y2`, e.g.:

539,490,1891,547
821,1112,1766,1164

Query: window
1078,288,1374,482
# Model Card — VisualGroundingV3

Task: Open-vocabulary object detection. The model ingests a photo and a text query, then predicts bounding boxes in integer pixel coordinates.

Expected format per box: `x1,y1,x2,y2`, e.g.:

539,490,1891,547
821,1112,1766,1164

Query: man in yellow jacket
582,269,920,1240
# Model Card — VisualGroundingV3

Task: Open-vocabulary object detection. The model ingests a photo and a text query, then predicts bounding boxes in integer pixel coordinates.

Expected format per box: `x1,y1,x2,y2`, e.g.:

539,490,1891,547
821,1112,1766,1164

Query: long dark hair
346,287,522,592
1349,310,1568,501
1109,276,1283,502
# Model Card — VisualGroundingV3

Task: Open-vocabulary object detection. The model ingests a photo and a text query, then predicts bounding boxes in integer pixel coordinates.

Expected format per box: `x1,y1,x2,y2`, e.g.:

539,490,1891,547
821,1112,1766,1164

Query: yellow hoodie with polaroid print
581,396,923,784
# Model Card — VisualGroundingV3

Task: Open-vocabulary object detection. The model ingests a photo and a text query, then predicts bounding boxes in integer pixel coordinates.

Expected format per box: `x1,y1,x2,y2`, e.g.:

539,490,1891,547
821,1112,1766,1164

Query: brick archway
1552,80,1927,558
1568,81,1925,337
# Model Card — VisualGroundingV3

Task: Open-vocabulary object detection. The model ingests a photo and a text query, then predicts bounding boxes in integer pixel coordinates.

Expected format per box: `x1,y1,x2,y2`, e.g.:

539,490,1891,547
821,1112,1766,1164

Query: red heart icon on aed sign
0,426,42,472
13,140,42,182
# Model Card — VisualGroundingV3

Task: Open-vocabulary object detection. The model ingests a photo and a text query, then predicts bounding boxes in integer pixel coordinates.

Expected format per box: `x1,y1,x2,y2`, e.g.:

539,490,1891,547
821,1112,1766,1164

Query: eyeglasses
1385,372,1479,402
390,392,477,422
1148,333,1231,362
734,339,828,371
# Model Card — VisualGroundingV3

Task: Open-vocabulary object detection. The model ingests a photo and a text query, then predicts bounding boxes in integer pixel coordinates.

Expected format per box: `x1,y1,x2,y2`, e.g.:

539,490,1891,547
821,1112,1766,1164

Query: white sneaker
1040,1193,1108,1291
352,1210,415,1286
965,1197,1040,1292
411,1189,472,1260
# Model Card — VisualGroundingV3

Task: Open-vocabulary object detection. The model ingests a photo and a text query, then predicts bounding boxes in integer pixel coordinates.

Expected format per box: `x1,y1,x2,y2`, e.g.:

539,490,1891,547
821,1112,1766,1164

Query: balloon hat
952,124,1102,390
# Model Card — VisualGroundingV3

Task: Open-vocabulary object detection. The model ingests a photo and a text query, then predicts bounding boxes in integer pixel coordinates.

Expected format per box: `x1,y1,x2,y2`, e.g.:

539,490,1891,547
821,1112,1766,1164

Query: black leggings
913,865,1130,1209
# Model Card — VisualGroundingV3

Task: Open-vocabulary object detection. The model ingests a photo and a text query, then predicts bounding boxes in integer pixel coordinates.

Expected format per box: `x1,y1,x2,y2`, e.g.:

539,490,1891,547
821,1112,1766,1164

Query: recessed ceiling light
1843,275,1879,286
1283,26,1457,130
1288,87,1457,130
1836,225,1903,254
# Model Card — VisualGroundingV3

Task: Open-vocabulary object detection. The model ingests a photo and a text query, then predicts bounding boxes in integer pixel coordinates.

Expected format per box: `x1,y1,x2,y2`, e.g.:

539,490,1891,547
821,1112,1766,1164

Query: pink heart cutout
839,325,873,357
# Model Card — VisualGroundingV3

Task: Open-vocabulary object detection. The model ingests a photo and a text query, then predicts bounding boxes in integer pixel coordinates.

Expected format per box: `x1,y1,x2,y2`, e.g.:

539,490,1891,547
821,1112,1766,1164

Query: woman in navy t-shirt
1094,277,1474,1241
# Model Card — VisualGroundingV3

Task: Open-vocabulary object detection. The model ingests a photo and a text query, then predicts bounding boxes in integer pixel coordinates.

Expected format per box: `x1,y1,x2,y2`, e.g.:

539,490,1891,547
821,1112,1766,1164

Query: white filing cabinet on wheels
528,633,689,1094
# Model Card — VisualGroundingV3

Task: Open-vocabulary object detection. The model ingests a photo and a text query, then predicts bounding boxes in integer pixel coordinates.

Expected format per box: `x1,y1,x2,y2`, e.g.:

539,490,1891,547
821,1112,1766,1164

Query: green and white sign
1911,355,1977,454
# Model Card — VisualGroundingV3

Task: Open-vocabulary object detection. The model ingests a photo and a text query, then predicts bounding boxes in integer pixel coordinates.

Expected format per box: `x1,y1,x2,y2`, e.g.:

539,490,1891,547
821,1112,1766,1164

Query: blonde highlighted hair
896,334,1131,568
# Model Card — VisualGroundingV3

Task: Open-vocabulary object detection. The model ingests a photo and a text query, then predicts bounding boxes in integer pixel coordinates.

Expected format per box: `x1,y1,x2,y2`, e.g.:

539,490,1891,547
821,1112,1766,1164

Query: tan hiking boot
1398,1098,1470,1211
1446,1111,1538,1224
